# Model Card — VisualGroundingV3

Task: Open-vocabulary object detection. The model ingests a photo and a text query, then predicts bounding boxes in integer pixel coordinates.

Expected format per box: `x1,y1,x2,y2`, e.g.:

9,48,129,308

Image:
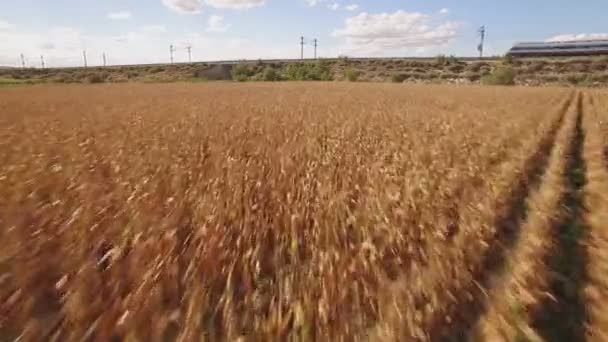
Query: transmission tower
187,45,192,63
313,38,318,59
300,36,304,59
477,26,486,58
170,44,175,64
20,54,25,68
40,55,45,69
103,52,107,67
83,50,88,68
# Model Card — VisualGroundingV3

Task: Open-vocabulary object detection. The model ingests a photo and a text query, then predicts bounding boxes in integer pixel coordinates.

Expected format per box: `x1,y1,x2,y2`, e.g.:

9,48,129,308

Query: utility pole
83,50,88,68
300,36,304,60
477,25,485,58
187,45,192,63
170,44,175,64
313,38,318,59
20,54,25,68
103,52,107,67
40,55,45,69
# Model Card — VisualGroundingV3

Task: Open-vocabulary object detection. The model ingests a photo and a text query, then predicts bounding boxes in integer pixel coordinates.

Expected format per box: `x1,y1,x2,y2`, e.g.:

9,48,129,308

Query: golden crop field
0,83,606,341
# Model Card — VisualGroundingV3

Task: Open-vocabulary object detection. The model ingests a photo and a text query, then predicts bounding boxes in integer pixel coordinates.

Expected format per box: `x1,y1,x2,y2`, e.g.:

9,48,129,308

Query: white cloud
207,15,229,32
333,10,460,55
439,8,449,15
0,22,302,67
204,0,266,9
0,20,16,31
345,4,359,11
307,0,346,11
141,25,168,34
107,11,132,20
162,0,203,14
546,33,608,42
328,3,339,10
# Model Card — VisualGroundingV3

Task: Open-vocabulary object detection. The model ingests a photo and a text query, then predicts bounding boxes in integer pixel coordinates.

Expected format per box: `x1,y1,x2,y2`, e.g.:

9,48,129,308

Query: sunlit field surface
1,83,606,341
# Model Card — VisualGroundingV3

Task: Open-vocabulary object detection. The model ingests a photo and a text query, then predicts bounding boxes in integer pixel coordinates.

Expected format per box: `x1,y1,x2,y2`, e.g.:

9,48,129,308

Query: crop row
582,93,608,342
369,92,574,341
473,93,581,341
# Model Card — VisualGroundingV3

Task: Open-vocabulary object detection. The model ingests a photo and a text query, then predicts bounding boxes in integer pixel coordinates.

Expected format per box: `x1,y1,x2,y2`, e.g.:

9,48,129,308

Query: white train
508,40,608,57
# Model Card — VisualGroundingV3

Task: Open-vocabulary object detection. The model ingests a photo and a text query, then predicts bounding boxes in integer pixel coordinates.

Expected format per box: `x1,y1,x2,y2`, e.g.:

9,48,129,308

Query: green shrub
539,74,560,83
578,75,595,88
85,73,106,84
344,68,360,82
481,66,516,85
407,61,428,68
10,72,25,80
525,62,546,73
463,72,481,82
127,71,140,79
568,63,589,73
590,61,607,72
391,73,407,83
466,62,486,73
282,62,331,81
262,67,280,81
149,66,165,73
0,77,27,86
420,72,437,80
562,73,586,85
231,63,254,82
440,72,459,80
590,73,608,83
53,73,70,83
447,64,465,73
435,54,448,66
448,55,460,65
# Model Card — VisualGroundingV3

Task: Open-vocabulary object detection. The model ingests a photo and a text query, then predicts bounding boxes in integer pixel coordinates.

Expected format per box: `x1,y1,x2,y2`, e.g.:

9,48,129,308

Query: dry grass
0,82,588,341
474,93,580,342
369,92,572,341
582,92,608,342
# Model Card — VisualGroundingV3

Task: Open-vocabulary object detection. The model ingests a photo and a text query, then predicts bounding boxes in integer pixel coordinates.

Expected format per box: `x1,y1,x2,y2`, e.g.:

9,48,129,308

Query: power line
477,25,485,58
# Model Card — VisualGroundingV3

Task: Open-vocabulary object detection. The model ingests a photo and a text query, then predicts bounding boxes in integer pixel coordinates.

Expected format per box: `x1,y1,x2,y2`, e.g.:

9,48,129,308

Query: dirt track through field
426,94,573,341
367,92,574,341
581,92,608,342
534,94,588,342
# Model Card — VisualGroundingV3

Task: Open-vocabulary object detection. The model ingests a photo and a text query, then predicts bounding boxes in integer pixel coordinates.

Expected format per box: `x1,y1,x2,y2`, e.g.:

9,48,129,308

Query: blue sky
0,0,606,67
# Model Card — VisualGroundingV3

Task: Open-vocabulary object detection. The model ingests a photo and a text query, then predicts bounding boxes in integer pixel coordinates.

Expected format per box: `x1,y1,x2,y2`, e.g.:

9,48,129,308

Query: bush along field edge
2,55,608,87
